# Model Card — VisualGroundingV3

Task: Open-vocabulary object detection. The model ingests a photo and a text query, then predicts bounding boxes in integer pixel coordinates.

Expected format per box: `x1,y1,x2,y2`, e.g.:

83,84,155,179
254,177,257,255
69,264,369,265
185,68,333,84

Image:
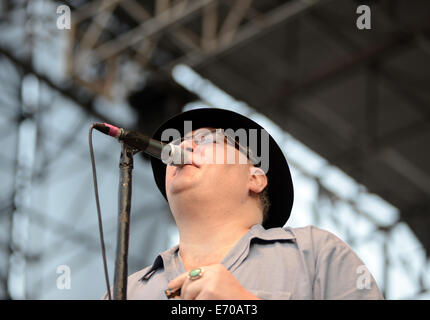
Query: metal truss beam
288,10,430,199
165,0,329,70
92,0,217,61
66,0,328,97
0,46,112,125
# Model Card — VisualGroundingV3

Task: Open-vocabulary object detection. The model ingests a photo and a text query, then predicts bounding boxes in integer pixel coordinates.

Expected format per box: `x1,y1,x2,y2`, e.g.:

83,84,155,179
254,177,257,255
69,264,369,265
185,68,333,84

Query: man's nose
180,138,195,153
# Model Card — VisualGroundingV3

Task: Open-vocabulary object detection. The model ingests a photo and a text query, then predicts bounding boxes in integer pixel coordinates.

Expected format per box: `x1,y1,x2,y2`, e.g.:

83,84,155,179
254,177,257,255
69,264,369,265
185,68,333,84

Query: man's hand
168,264,261,300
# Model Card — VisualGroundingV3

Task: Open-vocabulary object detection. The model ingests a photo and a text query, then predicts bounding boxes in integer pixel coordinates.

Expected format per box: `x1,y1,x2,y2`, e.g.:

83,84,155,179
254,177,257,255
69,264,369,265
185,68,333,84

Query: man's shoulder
128,265,154,283
100,266,155,300
284,224,338,240
283,225,351,252
128,244,179,282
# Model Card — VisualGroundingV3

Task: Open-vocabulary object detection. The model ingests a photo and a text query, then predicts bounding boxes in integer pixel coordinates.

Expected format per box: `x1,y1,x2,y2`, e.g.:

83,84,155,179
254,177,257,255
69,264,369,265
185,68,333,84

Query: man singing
104,107,383,300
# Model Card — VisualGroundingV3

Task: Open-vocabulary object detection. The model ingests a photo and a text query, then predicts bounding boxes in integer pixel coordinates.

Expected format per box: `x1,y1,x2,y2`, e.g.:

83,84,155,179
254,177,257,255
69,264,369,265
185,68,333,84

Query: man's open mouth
181,160,200,168
173,159,200,176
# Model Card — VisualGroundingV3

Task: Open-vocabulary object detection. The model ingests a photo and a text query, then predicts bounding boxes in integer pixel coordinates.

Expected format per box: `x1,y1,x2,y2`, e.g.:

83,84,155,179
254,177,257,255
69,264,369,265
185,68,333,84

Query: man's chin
167,177,198,197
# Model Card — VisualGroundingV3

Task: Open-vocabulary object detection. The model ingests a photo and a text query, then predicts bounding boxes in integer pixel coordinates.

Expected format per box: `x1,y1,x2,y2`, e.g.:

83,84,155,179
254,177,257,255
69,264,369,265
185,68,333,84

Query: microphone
92,123,190,166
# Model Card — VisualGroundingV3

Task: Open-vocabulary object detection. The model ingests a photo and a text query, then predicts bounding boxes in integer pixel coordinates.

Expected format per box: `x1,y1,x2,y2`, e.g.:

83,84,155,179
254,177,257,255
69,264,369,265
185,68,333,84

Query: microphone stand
91,123,181,299
113,142,134,299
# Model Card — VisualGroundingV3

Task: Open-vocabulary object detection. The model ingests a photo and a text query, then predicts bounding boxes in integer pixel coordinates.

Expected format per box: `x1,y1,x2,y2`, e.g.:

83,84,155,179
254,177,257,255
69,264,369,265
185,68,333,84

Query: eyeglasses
170,128,258,165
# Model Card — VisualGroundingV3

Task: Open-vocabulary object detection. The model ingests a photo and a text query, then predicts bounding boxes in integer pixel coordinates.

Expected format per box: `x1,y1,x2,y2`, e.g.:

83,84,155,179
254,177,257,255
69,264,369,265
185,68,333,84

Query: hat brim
150,108,294,229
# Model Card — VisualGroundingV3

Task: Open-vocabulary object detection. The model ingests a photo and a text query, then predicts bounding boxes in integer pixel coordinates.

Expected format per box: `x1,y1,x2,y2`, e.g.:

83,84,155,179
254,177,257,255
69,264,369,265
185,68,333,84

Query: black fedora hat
150,108,294,229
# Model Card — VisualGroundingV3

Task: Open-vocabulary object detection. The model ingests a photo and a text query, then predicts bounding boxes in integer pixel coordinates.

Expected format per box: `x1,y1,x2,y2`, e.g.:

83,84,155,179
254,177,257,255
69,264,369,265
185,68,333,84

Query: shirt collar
248,223,296,242
220,224,296,272
139,224,296,281
139,244,180,281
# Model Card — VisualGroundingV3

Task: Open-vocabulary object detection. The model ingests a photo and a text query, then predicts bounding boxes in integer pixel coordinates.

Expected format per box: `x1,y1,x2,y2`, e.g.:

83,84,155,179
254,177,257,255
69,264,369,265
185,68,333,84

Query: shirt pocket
249,289,291,300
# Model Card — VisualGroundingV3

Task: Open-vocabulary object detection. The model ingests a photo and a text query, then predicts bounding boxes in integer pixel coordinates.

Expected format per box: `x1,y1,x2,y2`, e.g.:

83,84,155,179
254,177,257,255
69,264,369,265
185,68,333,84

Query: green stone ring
188,267,204,280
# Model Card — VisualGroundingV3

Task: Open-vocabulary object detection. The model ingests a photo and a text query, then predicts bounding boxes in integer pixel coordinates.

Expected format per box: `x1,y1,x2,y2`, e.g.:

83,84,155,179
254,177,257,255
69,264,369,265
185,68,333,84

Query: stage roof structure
62,0,430,256
1,0,429,299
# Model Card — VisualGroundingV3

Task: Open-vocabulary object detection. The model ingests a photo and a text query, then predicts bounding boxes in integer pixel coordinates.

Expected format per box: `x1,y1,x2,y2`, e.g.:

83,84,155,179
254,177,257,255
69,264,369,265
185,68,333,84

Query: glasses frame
170,128,258,165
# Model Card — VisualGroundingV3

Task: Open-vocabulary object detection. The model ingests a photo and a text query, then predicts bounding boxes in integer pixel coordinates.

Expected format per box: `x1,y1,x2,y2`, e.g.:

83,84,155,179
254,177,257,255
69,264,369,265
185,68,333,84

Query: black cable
89,124,112,300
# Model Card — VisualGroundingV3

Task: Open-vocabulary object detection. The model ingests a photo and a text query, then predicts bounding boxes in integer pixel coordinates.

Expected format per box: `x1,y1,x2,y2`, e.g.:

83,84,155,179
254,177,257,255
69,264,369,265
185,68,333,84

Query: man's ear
249,167,268,193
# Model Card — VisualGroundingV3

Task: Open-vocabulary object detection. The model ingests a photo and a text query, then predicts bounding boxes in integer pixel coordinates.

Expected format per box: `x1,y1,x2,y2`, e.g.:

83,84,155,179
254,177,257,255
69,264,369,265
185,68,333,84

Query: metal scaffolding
0,0,428,299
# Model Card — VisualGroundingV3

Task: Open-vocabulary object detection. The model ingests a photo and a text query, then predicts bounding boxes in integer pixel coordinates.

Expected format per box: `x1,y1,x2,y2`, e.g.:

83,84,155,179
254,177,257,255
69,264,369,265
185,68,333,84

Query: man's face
165,128,252,203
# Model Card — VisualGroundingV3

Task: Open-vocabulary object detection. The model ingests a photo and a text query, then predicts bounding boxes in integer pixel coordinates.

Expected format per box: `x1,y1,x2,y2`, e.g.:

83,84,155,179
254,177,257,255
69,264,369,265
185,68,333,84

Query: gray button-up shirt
107,224,384,300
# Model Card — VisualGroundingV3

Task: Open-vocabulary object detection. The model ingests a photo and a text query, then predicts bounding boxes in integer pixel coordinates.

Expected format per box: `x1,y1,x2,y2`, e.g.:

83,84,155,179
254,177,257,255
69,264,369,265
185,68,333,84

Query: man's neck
178,220,252,271
171,198,261,271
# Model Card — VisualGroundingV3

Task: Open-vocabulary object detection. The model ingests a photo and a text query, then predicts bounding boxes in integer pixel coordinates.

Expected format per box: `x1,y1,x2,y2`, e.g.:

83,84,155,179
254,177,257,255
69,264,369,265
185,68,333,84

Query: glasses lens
170,130,258,164
195,131,215,145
